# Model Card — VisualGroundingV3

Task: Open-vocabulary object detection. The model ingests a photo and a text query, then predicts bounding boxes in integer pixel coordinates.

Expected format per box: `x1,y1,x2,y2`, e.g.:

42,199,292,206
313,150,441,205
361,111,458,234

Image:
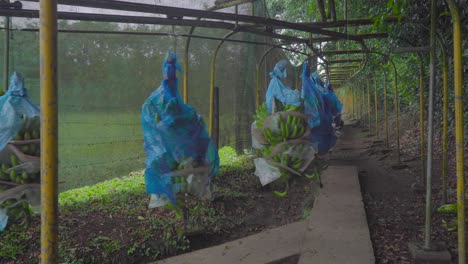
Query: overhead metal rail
328,58,363,64
20,0,359,41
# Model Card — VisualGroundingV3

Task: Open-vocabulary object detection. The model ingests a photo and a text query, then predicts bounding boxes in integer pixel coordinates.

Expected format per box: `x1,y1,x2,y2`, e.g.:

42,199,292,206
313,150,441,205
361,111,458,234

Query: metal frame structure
0,0,464,263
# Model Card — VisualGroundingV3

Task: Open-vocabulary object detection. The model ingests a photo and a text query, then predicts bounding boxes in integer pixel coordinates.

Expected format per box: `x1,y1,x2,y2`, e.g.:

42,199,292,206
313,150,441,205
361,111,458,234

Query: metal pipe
417,53,425,186
441,40,448,204
40,0,58,262
250,0,254,16
366,51,401,162
367,77,371,134
209,31,236,136
21,0,358,40
213,86,219,147
424,0,436,249
4,16,9,90
183,26,196,103
373,75,378,138
379,64,389,148
446,1,465,262
391,58,401,163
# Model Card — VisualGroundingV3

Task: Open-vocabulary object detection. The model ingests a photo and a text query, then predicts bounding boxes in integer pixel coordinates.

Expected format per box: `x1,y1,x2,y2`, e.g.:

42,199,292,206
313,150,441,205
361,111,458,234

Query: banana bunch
271,152,305,171
263,115,307,145
283,104,303,112
14,115,40,141
278,115,306,140
263,127,283,145
442,219,457,232
0,161,40,184
0,198,31,228
253,103,268,128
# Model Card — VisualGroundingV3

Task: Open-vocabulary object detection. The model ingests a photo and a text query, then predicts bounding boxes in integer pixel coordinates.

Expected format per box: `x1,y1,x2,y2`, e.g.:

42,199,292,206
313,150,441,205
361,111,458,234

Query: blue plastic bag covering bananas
324,82,343,126
141,52,219,206
0,72,40,152
300,62,323,129
308,72,337,154
265,60,301,114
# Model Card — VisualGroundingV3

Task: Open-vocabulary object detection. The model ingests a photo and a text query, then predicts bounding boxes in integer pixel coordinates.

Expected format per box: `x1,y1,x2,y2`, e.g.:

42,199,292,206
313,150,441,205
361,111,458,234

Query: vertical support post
344,0,348,34
389,59,401,163
446,1,465,262
210,31,235,136
4,16,10,90
381,67,389,148
251,0,254,16
417,54,425,185
367,78,371,134
352,86,355,119
183,26,198,104
213,87,219,147
424,0,436,250
40,0,58,263
373,76,378,139
441,43,448,204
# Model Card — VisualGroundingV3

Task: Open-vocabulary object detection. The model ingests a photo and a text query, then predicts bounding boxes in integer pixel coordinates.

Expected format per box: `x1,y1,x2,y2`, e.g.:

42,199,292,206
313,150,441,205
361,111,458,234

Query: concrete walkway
156,166,374,264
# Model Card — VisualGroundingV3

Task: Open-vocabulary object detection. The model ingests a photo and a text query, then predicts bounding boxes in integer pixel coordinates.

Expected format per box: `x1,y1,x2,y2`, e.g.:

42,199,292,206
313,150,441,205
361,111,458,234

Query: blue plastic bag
265,60,301,114
324,82,343,125
301,62,323,129
308,72,336,154
0,72,40,152
141,52,219,205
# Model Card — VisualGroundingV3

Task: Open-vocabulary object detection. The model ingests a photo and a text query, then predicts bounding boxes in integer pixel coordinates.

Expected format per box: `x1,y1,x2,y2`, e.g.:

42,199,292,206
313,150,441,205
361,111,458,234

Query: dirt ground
332,114,461,264
1,158,320,263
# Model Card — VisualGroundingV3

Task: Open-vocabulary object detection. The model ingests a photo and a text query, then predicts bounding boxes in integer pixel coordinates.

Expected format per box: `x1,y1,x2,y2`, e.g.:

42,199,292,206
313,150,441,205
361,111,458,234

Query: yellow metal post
40,0,58,263
418,53,425,184
373,76,378,139
379,65,389,148
447,1,465,262
209,31,236,136
390,58,401,163
441,43,448,204
4,16,10,90
183,27,196,104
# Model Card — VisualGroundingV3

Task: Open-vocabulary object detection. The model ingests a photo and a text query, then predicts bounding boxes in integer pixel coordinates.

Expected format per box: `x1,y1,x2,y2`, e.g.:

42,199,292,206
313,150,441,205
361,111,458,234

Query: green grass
58,146,249,212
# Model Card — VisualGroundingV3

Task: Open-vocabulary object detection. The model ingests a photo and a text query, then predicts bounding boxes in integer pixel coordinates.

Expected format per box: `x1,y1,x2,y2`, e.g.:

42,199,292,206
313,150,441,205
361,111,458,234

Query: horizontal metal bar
299,17,401,29
328,65,360,68
17,28,302,45
208,0,252,11
0,9,237,29
21,0,359,40
392,46,430,53
322,49,364,55
328,59,363,63
15,27,308,56
1,9,309,43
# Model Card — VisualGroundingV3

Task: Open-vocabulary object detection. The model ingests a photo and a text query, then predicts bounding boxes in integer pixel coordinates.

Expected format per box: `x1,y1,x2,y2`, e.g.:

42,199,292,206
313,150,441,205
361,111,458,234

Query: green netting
0,0,295,191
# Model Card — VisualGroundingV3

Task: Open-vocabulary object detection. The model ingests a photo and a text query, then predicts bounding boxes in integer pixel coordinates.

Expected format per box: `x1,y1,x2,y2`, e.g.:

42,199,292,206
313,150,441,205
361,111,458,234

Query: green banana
438,204,457,214
274,190,288,197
